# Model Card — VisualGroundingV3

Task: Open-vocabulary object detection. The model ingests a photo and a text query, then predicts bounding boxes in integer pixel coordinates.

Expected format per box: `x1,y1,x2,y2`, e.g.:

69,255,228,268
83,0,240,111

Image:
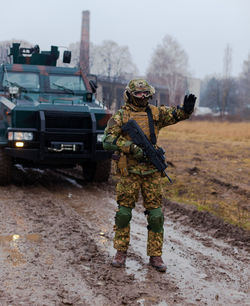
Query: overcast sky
0,0,249,79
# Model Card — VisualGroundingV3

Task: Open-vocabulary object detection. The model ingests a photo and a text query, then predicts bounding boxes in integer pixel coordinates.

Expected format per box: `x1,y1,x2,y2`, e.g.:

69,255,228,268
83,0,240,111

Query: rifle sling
146,107,156,145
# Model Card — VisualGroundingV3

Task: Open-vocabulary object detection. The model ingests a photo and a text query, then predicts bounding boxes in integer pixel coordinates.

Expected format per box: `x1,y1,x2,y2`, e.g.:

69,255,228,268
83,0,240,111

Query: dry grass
160,121,250,142
159,121,250,230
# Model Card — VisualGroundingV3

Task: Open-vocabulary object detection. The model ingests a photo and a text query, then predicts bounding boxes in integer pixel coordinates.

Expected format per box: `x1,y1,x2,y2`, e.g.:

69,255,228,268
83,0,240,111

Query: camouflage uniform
103,79,193,257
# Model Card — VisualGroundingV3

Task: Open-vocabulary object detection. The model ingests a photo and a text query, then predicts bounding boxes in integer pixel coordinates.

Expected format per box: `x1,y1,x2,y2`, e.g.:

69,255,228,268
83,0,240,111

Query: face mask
131,96,149,107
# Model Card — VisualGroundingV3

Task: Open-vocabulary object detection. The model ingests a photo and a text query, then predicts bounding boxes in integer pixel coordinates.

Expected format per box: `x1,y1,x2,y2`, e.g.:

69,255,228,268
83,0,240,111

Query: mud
0,169,249,305
164,199,250,250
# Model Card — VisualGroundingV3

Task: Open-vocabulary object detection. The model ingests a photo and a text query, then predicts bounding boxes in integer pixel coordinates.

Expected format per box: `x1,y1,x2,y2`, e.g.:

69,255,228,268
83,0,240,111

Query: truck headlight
8,132,33,141
22,132,33,140
14,132,25,140
97,134,104,142
8,132,13,140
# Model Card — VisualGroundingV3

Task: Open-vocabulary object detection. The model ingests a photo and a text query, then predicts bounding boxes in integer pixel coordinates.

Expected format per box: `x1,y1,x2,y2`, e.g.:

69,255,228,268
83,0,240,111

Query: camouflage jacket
103,102,191,175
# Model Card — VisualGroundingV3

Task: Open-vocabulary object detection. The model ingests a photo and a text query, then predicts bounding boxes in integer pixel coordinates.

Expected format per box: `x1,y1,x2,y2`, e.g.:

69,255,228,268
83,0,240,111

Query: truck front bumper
5,147,112,165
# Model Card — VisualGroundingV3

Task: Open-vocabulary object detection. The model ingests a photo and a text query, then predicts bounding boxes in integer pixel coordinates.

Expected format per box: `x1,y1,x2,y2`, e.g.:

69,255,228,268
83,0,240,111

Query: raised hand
183,94,197,114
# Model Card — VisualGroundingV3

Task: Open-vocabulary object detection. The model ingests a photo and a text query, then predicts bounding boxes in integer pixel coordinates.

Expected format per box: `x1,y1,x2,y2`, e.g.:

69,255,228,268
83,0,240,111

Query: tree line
0,37,249,119
200,45,250,118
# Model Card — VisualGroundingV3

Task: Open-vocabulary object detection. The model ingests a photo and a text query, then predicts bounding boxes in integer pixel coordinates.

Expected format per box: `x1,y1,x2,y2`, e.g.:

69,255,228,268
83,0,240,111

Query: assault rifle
122,119,173,183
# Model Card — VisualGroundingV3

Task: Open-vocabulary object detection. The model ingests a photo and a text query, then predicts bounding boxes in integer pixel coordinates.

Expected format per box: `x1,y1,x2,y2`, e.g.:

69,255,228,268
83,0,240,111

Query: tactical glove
130,143,144,160
183,94,197,114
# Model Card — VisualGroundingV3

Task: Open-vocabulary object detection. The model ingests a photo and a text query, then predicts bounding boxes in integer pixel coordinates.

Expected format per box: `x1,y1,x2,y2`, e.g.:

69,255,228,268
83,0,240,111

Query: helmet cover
124,79,155,107
126,79,155,98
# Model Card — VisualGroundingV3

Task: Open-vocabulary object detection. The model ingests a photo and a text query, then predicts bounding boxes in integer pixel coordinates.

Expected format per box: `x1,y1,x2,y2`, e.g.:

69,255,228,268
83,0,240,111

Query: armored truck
0,43,112,185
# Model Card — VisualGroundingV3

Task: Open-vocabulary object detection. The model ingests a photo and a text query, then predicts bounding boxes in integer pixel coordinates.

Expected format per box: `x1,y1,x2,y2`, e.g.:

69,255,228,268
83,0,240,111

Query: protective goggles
132,90,151,98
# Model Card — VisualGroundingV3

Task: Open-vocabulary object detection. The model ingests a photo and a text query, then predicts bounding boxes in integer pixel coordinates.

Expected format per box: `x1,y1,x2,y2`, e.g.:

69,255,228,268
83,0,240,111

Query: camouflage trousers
114,172,164,256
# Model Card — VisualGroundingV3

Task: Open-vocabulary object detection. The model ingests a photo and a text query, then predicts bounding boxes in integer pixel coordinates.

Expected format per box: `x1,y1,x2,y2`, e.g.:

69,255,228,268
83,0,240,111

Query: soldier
103,79,196,272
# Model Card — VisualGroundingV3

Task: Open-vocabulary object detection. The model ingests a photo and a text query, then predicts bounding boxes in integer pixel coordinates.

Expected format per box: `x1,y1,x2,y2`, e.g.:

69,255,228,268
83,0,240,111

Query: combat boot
111,251,127,267
149,256,167,272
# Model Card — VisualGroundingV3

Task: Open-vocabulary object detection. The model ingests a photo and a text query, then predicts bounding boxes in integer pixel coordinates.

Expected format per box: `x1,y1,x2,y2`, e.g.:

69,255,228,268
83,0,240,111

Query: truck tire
82,159,111,182
0,148,12,185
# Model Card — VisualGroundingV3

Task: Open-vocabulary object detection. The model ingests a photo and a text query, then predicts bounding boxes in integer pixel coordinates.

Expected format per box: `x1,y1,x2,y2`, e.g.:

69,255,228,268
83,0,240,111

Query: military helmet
125,79,155,99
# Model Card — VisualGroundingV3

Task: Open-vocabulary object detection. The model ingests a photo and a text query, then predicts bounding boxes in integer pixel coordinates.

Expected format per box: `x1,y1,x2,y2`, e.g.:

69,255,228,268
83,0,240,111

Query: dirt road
0,169,249,305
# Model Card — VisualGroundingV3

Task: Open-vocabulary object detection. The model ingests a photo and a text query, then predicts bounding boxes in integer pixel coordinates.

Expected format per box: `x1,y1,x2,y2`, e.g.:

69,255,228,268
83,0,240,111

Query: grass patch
160,121,250,142
159,121,250,230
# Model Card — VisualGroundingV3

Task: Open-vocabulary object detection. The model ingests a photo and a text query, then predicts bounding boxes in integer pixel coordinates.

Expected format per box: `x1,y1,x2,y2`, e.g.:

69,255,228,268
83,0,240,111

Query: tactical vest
114,104,161,175
121,105,160,143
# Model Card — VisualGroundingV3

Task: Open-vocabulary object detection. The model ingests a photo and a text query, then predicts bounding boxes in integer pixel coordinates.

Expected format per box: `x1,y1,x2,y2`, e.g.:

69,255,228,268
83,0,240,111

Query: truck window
49,75,86,91
3,72,40,90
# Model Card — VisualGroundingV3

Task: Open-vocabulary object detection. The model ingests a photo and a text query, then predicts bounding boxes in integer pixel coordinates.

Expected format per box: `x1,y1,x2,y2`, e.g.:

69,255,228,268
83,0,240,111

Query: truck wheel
0,148,12,185
82,159,111,182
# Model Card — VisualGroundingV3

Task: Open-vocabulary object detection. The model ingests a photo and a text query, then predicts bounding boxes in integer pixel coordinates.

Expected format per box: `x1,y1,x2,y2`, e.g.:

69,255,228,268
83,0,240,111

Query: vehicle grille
44,133,92,150
44,111,92,129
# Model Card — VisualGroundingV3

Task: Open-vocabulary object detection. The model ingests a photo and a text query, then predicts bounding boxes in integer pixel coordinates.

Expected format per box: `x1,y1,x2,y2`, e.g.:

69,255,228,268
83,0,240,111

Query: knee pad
115,206,132,229
147,207,164,233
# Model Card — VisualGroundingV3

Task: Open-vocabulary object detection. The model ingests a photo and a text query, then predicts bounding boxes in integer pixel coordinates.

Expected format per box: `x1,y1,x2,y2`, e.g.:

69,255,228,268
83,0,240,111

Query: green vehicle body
0,43,112,184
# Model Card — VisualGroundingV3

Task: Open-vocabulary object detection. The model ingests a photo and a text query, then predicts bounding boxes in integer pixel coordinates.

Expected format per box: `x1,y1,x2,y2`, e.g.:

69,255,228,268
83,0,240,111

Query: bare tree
89,40,138,110
61,40,138,79
67,41,80,67
239,52,250,117
59,40,138,110
55,42,80,68
89,40,138,79
200,76,221,112
0,44,9,64
223,44,232,77
146,35,189,105
221,44,233,117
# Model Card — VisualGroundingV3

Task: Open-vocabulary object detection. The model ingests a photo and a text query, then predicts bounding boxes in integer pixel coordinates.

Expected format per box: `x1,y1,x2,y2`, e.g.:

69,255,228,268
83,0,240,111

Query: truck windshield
3,72,40,90
49,75,86,91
